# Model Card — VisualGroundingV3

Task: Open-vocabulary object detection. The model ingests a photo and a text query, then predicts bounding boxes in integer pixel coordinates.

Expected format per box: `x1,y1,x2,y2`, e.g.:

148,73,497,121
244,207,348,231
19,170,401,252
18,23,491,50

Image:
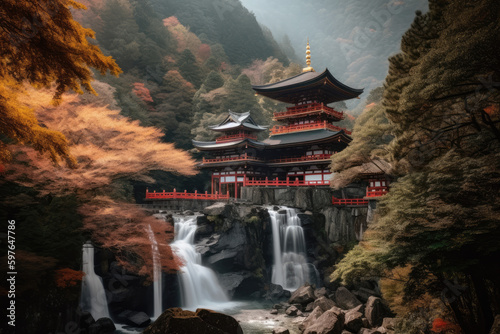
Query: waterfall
145,225,162,318
269,207,318,291
171,216,228,310
80,242,111,320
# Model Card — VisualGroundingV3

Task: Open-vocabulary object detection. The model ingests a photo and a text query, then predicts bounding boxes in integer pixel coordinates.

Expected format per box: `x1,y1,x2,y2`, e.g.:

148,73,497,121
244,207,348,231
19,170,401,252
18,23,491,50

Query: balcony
273,103,344,121
145,189,230,200
268,153,332,164
202,153,262,164
244,177,330,187
215,133,257,143
270,121,352,135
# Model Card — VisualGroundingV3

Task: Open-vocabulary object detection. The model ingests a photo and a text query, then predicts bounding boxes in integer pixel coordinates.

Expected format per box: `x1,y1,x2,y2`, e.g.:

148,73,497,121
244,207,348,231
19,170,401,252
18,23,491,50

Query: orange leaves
484,105,499,115
4,87,197,195
162,16,181,27
80,197,182,278
55,268,85,288
132,82,154,103
431,318,461,333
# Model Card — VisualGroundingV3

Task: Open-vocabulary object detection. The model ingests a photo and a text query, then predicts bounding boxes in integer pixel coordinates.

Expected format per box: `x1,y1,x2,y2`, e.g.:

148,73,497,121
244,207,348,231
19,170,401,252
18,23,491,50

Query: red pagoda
192,41,364,198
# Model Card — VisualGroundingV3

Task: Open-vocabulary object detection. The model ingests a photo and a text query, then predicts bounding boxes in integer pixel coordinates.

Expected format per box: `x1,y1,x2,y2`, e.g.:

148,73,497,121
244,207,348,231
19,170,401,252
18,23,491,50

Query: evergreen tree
178,49,204,88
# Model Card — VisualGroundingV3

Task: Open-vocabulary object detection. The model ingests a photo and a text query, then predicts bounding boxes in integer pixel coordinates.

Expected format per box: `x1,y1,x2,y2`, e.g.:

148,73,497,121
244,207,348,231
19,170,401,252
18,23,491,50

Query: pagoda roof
192,138,266,151
209,111,267,132
263,129,351,147
252,68,363,104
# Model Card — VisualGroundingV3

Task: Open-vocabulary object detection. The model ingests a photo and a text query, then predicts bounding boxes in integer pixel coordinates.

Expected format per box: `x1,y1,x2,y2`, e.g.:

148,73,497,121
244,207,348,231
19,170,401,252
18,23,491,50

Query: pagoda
193,41,363,198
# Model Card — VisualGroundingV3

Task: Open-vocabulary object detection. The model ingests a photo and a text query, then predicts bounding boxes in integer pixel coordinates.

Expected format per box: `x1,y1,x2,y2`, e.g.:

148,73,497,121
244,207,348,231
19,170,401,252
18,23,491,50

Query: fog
240,0,428,110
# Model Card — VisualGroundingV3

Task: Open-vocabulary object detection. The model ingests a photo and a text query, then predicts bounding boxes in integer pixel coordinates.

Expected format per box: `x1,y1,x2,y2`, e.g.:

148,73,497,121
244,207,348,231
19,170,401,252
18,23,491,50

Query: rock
196,308,243,334
77,310,95,329
314,287,329,299
491,315,500,334
217,272,253,298
300,306,324,331
273,327,290,334
303,307,344,334
313,296,336,312
353,287,381,303
88,318,115,334
344,307,364,333
289,284,315,305
365,296,385,327
270,309,278,315
183,210,194,216
382,317,396,330
305,302,314,312
266,283,290,302
335,287,362,310
117,310,151,327
203,202,230,216
286,305,300,316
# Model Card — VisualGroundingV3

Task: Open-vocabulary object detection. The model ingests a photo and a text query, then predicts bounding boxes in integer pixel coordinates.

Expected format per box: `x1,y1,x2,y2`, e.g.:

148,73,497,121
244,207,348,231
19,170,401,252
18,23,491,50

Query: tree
0,0,121,164
332,1,500,332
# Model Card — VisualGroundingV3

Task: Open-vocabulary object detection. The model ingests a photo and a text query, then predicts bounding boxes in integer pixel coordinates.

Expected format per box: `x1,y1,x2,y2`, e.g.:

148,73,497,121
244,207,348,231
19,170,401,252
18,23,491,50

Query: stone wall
140,199,228,212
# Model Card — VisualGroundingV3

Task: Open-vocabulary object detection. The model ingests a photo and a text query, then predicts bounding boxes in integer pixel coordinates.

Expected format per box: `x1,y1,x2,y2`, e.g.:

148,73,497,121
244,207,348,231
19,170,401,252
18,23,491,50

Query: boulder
313,296,336,312
353,287,381,303
117,310,151,327
335,287,362,310
365,296,385,327
196,308,243,334
203,202,230,216
289,284,315,305
273,327,290,334
77,310,95,330
314,287,329,299
217,272,254,298
265,283,290,302
303,307,344,334
300,306,324,331
305,302,314,312
286,305,300,316
344,308,364,333
270,309,278,315
143,308,243,334
88,318,115,334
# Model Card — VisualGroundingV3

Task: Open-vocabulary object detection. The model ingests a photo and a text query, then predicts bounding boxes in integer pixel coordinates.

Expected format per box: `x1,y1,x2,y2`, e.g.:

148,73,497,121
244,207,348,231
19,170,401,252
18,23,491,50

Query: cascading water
171,216,228,310
145,225,162,318
80,241,111,320
269,207,319,291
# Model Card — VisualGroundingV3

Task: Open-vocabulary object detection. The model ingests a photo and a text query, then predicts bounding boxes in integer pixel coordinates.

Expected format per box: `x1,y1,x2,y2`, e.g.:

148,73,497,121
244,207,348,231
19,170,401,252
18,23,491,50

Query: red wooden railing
269,153,332,164
216,133,257,143
202,153,262,164
270,121,352,135
332,196,368,206
145,189,230,200
365,186,388,198
273,103,344,120
244,177,330,187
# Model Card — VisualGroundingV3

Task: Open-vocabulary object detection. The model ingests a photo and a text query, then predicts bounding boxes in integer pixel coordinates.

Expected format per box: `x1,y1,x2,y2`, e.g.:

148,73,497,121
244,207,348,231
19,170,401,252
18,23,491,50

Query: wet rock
313,296,336,312
289,284,315,305
270,309,278,315
335,287,362,310
196,308,243,334
203,202,230,216
117,310,151,327
88,318,115,334
303,307,344,334
273,327,290,334
265,283,290,302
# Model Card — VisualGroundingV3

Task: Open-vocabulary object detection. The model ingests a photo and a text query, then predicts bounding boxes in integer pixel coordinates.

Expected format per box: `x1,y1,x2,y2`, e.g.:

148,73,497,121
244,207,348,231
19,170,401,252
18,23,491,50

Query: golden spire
303,38,315,73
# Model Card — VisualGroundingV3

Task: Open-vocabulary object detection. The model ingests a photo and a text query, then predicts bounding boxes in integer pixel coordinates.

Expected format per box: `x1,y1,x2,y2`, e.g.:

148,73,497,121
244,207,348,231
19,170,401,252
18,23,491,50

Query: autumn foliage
432,318,461,333
55,268,85,288
132,82,154,103
0,0,121,163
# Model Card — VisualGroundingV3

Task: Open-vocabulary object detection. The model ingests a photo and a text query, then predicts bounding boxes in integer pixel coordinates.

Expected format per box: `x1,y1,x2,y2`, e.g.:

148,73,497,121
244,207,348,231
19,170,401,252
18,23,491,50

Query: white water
269,207,318,291
171,216,229,310
81,242,111,320
145,225,162,318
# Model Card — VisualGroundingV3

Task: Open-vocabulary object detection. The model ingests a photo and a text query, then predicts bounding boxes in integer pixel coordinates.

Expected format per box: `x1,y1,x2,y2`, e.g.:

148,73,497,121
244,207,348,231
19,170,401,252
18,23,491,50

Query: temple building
192,41,364,198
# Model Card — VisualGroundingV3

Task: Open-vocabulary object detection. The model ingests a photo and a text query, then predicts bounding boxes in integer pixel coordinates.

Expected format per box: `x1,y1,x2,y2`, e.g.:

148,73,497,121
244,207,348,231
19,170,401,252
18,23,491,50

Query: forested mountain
240,0,428,111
